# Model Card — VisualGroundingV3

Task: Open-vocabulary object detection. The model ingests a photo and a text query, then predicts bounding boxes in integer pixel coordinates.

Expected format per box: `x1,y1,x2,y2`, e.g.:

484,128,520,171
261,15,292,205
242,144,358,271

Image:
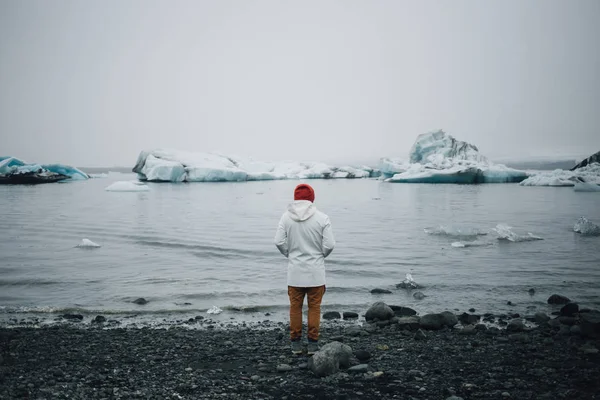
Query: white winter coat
274,200,335,287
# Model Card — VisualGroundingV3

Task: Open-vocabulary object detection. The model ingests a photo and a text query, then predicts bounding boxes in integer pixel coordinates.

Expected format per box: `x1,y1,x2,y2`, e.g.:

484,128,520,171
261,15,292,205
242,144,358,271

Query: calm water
1,173,599,325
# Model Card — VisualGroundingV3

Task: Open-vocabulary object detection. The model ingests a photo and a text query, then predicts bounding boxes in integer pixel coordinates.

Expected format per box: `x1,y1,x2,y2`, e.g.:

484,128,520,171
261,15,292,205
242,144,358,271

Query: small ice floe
89,173,109,178
105,181,150,192
207,305,222,315
574,217,600,236
574,182,600,192
493,224,543,242
76,238,101,248
396,273,421,289
424,225,488,237
451,241,466,248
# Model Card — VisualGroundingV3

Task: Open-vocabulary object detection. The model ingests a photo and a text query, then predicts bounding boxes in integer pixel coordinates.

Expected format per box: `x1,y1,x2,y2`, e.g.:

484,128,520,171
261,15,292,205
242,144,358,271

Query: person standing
274,183,335,355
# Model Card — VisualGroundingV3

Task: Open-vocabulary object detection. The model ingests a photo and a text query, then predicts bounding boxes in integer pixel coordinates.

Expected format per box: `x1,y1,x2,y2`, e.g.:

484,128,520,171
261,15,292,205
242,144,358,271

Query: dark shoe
291,340,303,355
307,340,319,355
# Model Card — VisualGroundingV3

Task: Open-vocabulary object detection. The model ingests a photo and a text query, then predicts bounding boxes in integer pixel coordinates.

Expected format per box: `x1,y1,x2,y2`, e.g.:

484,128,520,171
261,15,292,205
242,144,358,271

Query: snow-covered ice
105,181,150,192
382,130,528,184
76,239,101,248
574,217,600,236
424,225,488,237
132,150,380,182
520,163,600,187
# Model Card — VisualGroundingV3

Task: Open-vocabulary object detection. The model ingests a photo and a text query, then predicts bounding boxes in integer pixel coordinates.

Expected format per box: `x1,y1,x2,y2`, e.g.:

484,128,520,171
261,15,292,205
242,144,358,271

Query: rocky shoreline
1,300,599,400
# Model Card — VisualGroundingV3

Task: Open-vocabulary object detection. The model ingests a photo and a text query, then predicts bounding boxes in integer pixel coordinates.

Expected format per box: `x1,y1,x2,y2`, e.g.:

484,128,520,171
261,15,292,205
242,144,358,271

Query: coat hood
287,200,316,222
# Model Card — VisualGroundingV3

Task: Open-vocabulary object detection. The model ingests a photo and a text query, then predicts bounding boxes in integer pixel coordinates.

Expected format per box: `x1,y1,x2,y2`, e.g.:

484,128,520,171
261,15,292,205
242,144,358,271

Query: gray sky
1,0,599,167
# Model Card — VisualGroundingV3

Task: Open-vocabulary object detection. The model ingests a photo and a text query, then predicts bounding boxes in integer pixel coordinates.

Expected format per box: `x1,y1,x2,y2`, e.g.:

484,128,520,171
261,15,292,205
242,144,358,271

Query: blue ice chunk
42,164,89,180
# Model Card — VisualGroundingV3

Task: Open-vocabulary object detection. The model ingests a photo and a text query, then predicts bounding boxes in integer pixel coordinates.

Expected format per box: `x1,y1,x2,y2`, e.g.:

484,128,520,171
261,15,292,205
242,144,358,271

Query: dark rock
420,313,445,330
92,315,106,324
396,316,421,330
459,313,480,325
354,350,371,362
560,303,579,317
507,301,514,306
308,342,352,377
534,313,550,324
376,320,390,328
469,308,476,312
342,312,358,320
61,314,83,321
276,364,292,373
413,291,426,300
459,326,477,335
389,305,417,316
509,333,530,343
570,325,582,336
370,288,392,294
547,294,570,305
528,288,535,295
365,302,394,322
511,313,520,318
580,311,600,338
344,326,363,337
323,311,341,320
348,364,369,373
132,298,148,305
506,319,525,332
440,311,459,327
414,329,427,340
558,316,577,326
475,324,487,331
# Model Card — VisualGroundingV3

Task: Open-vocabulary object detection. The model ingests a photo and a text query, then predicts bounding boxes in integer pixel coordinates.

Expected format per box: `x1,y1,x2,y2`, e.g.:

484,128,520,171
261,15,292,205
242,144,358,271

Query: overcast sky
1,0,599,167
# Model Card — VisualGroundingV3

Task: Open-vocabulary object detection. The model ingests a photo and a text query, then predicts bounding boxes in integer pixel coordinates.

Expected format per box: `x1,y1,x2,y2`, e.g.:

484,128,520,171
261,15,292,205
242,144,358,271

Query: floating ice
520,163,600,187
76,239,101,248
424,225,488,237
105,181,150,192
89,173,109,178
383,130,528,184
207,305,223,314
493,224,543,242
132,149,379,182
0,156,89,182
451,242,466,248
573,217,600,236
573,182,600,192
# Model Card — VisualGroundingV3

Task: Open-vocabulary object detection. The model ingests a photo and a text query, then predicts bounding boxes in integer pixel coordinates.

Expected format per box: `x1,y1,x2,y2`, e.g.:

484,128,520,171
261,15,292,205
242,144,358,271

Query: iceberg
0,156,89,184
574,182,600,192
132,149,379,182
105,181,150,192
493,224,543,242
382,130,528,184
520,163,600,187
574,217,600,236
76,239,101,248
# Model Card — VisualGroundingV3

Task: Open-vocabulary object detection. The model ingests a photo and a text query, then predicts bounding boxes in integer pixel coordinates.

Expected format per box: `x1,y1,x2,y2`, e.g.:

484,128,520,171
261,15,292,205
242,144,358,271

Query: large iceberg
382,130,528,184
133,149,380,182
519,162,600,187
0,156,89,184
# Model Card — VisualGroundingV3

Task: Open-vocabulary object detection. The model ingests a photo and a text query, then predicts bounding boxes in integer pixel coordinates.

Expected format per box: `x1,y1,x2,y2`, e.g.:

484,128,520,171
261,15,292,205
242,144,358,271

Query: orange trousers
288,285,326,342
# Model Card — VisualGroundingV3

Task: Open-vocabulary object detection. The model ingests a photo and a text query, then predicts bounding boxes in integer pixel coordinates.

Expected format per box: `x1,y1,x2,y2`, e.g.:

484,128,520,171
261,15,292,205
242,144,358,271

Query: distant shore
1,305,599,400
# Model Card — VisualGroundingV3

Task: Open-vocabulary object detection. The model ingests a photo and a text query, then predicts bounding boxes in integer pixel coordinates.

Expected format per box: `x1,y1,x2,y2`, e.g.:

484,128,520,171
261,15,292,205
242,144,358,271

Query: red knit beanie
294,184,315,203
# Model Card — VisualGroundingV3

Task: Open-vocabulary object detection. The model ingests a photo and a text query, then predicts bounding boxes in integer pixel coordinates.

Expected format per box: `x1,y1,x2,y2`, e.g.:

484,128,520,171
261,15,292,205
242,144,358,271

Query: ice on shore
382,131,528,184
132,150,380,182
574,217,600,236
105,181,150,192
76,239,101,248
207,305,223,314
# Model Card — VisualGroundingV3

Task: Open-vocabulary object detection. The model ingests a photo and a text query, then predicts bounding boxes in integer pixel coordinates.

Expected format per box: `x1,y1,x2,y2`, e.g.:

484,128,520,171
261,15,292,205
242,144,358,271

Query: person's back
274,184,335,355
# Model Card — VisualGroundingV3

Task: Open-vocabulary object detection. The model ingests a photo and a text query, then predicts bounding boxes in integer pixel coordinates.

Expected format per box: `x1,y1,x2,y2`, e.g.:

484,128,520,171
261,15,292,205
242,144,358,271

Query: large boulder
365,302,395,322
322,311,341,320
389,305,417,316
547,294,570,305
396,316,421,330
560,303,579,317
459,313,480,325
506,319,525,332
308,342,352,377
440,311,458,327
420,313,445,330
580,311,600,338
534,312,550,324
343,311,359,320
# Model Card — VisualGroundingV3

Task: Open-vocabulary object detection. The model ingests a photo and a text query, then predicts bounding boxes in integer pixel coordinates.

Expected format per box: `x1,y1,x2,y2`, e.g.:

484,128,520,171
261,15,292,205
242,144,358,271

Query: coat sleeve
274,215,289,258
322,216,335,258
